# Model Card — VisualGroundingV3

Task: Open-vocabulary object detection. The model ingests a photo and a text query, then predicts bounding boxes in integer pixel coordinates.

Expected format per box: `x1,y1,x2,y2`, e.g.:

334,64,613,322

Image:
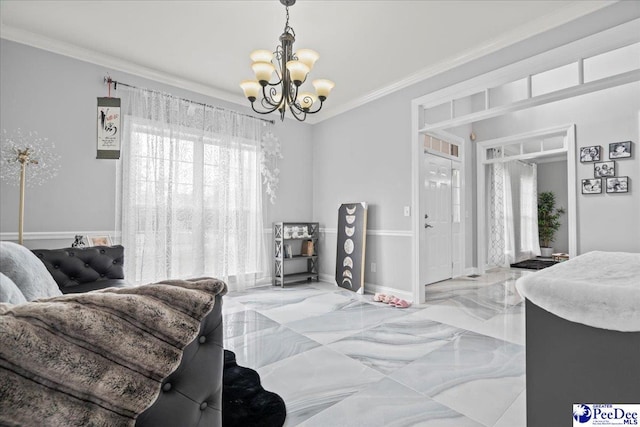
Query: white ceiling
0,0,613,123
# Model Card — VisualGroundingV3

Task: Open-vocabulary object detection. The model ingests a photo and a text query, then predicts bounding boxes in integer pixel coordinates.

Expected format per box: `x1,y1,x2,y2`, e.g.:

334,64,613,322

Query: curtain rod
103,77,275,125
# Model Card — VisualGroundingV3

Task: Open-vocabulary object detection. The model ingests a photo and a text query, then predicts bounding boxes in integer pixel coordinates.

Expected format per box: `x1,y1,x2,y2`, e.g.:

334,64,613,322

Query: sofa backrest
32,245,125,291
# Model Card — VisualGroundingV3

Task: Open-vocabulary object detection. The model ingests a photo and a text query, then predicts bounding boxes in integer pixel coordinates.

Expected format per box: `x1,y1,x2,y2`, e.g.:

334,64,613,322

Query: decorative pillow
0,272,26,304
0,241,62,301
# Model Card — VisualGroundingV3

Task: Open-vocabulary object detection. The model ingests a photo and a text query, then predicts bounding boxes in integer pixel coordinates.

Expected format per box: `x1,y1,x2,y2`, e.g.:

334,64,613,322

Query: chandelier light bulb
286,60,309,85
250,49,274,63
312,79,335,100
240,80,261,101
252,62,276,84
295,49,319,70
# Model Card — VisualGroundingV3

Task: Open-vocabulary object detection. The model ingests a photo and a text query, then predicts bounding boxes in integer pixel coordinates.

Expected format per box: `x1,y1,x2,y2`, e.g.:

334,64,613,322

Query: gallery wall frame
579,145,601,162
606,176,629,193
594,161,615,178
582,178,602,194
609,141,632,159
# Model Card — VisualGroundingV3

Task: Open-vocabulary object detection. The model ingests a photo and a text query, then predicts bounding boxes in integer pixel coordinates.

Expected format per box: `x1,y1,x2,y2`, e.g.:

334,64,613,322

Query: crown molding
316,1,617,123
0,1,615,125
0,24,250,108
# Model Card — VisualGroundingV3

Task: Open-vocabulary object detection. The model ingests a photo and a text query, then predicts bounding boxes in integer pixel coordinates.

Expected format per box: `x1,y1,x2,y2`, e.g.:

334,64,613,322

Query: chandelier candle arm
239,0,334,121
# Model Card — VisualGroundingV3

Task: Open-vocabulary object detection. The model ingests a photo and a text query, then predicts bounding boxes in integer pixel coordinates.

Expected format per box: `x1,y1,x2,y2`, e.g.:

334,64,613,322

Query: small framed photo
606,176,629,193
609,141,632,159
594,161,615,178
580,146,601,162
86,235,113,247
581,178,602,194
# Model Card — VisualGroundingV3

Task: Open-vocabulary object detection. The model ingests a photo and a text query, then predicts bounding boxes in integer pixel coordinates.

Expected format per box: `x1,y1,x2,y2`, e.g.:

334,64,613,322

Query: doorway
414,132,465,304
420,153,453,284
476,125,577,273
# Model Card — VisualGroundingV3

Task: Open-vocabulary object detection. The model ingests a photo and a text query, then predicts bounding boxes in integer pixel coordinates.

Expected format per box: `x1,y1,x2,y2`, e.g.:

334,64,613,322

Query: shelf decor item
335,203,368,294
87,235,113,247
301,240,314,256
71,235,86,248
0,129,60,245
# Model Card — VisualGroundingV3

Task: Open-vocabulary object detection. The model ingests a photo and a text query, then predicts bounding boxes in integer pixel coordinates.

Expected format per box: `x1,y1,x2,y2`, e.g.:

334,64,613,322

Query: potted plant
537,191,565,258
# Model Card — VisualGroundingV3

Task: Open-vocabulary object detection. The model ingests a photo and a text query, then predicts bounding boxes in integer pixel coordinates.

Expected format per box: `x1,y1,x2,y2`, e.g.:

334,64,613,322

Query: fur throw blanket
515,251,640,332
0,277,227,426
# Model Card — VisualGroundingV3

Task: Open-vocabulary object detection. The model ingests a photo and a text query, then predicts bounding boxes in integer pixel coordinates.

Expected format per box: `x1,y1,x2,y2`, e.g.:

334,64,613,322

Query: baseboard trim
318,273,413,301
464,267,479,276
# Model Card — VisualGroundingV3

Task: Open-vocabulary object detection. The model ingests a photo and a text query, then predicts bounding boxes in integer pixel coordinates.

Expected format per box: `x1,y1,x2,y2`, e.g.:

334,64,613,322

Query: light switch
403,206,411,217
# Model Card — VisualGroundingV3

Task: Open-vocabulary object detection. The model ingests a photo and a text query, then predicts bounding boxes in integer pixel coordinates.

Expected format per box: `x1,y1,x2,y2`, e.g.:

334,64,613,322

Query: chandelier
240,0,334,122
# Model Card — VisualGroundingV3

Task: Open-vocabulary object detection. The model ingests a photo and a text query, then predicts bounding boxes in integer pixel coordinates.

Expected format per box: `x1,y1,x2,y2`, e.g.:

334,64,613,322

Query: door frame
475,124,577,273
411,128,466,305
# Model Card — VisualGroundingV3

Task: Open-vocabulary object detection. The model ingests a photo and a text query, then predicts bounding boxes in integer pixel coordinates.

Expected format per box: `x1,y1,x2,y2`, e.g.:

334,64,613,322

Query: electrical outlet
371,262,377,273
403,206,411,217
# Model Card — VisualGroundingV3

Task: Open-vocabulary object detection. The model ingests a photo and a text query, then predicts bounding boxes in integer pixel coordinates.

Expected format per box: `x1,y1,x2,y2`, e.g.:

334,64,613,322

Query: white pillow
0,272,27,304
0,241,62,301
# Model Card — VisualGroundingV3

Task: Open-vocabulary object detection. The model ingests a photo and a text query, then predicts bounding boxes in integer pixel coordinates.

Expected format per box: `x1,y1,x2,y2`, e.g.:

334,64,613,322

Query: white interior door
420,153,453,285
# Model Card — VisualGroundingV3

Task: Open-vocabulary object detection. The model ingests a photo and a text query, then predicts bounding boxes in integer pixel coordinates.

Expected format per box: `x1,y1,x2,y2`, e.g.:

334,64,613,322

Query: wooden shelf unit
273,222,319,287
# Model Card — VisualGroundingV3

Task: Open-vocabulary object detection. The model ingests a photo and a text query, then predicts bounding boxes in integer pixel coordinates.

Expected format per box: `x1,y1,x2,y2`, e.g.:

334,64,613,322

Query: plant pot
540,247,554,258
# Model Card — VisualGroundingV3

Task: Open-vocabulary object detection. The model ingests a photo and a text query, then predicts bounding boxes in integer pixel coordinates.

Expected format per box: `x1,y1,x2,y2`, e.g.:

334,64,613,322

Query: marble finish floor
222,268,531,427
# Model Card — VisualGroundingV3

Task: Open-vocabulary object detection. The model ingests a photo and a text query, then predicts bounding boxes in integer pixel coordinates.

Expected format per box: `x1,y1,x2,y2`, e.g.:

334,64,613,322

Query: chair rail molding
0,231,121,241
320,228,412,237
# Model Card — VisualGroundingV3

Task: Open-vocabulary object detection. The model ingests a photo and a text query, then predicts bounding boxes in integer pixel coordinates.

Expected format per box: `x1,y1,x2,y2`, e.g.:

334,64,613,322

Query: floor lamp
1,129,59,245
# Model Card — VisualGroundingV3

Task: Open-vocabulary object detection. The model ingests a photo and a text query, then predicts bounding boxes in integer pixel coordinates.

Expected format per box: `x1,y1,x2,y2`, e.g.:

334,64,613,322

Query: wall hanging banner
335,202,368,294
97,97,121,159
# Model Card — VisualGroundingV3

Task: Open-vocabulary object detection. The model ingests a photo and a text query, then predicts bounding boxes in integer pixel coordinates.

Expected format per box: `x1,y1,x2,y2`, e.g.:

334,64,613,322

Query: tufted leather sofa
31,245,224,427
32,245,128,293
137,293,224,427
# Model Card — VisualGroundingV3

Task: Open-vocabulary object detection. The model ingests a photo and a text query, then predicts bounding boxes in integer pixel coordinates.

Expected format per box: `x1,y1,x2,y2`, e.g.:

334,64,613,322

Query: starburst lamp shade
0,129,60,245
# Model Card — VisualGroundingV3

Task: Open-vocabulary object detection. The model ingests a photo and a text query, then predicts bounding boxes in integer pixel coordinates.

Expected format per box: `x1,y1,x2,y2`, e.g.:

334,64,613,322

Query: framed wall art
87,235,113,247
335,202,368,294
97,97,121,159
594,161,615,178
581,179,602,195
606,176,629,193
579,146,601,162
609,141,632,159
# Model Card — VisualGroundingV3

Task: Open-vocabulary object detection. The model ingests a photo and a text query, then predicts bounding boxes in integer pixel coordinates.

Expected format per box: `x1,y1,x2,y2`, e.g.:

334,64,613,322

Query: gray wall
311,2,640,292
537,161,569,254
0,39,313,249
474,82,640,254
1,2,638,294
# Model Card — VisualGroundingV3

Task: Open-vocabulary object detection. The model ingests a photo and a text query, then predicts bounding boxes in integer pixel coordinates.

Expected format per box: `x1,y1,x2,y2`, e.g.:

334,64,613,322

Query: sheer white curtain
515,161,540,261
488,160,540,267
119,87,269,290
